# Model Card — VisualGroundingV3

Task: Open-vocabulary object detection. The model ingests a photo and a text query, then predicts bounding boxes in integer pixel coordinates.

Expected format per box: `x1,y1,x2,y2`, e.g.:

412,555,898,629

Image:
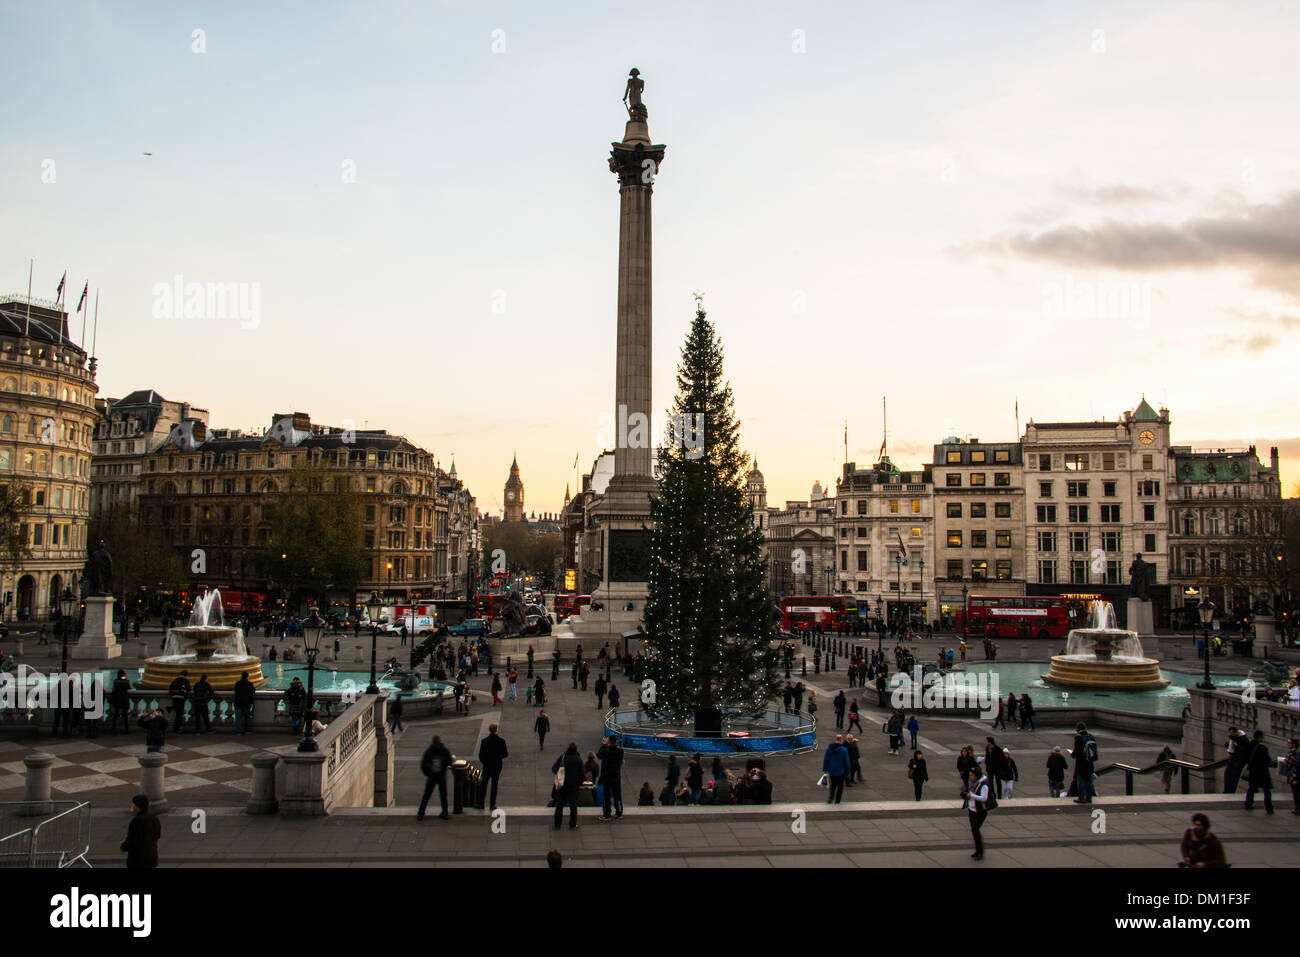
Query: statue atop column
1128,553,1153,602
623,67,646,119
82,540,114,597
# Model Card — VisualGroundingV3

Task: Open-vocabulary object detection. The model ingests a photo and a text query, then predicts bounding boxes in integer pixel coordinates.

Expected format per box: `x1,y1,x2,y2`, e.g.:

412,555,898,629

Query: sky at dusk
2,0,1297,515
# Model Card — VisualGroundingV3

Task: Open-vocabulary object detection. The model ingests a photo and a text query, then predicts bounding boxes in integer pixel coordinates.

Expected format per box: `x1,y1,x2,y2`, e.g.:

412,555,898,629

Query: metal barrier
0,801,91,868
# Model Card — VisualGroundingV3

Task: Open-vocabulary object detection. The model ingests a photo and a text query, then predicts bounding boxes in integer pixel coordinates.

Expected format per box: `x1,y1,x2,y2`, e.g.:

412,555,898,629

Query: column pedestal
72,596,122,660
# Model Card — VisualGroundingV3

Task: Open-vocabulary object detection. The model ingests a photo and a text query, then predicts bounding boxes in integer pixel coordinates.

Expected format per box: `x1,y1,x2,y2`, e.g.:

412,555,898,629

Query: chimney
1271,446,1279,471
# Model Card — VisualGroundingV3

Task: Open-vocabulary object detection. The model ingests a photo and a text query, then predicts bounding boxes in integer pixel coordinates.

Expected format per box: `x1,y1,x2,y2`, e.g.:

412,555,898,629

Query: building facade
766,483,836,598
1022,399,1171,627
1166,444,1283,627
503,455,524,523
0,294,99,620
91,390,208,517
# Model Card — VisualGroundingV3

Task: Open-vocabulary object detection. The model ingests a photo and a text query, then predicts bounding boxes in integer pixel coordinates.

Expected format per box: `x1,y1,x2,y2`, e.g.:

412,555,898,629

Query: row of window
944,449,1013,464
149,449,429,473
1034,504,1136,523
1036,559,1124,585
1179,553,1248,576
1036,531,1160,554
1033,452,1155,472
947,531,1013,548
1177,513,1250,536
945,502,1013,518
945,560,1015,582
945,472,1012,487
148,475,439,498
0,448,90,477
0,376,93,406
840,526,924,539
18,522,85,548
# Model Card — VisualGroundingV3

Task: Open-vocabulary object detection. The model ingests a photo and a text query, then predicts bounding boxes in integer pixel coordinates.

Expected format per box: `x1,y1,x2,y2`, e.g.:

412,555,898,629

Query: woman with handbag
908,750,928,801
847,698,863,734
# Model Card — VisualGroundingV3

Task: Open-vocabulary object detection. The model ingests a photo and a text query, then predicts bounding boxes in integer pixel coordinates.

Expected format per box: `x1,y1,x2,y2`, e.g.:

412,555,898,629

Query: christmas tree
642,302,780,732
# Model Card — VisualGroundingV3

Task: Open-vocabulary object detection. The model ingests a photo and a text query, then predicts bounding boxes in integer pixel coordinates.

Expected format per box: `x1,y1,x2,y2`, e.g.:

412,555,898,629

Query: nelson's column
574,68,666,638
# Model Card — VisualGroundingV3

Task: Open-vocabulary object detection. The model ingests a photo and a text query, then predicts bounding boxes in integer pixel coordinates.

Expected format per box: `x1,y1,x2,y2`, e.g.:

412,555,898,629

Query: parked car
448,617,488,637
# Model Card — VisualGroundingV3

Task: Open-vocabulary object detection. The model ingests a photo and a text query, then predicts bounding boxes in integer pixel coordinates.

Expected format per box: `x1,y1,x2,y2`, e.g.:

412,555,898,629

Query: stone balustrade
1180,686,1300,793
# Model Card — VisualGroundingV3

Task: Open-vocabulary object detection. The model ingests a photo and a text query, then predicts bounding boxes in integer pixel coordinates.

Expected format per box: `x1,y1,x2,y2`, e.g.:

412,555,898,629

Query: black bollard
814,654,820,675
801,656,807,677
451,761,468,814
830,654,837,671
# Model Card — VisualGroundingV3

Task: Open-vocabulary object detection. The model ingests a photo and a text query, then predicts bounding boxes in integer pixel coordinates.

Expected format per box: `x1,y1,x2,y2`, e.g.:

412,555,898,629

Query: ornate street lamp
57,587,77,675
298,608,326,752
1197,598,1215,690
877,593,884,654
961,583,969,638
365,591,383,694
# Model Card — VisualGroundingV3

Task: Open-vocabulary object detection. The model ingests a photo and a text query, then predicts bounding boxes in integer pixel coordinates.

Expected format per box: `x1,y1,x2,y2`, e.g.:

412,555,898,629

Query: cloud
1057,183,1179,206
990,192,1300,299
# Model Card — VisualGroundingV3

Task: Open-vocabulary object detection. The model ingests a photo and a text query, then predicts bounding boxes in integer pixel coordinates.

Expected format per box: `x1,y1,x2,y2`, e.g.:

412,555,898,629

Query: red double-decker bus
962,596,1070,639
780,596,853,632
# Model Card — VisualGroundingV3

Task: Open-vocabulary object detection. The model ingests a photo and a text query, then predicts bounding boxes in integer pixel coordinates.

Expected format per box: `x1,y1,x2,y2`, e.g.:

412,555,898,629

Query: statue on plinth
1128,553,1154,602
623,67,646,117
82,540,114,598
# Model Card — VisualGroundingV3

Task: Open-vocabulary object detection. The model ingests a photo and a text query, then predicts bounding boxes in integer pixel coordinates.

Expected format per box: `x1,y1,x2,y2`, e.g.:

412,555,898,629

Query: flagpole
24,260,32,336
91,293,99,359
82,290,95,349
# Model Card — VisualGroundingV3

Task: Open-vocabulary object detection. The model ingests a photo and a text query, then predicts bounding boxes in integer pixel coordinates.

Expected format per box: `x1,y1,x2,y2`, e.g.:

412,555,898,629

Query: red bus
780,596,854,632
554,595,590,621
962,596,1070,639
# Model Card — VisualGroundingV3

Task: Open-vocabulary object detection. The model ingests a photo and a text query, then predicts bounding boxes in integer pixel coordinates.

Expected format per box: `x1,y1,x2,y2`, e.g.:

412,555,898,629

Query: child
525,685,534,706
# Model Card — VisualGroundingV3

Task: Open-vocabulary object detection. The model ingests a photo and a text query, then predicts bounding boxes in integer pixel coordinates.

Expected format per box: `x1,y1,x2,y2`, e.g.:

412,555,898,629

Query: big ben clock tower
504,454,524,523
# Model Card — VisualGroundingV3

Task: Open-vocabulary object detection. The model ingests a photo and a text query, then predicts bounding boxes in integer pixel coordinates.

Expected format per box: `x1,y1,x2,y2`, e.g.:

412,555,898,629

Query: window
994,450,1010,463
0,450,9,470
1036,505,1057,523
971,503,987,518
1103,481,1117,497
1139,480,1160,496
971,531,987,548
996,560,1012,581
1144,533,1157,553
1142,455,1154,470
1064,453,1087,471
946,474,961,487
1208,552,1222,575
856,500,867,515
1067,481,1088,497
857,551,868,572
995,503,1011,518
994,472,1010,486
1039,482,1052,497
947,560,963,579
1037,531,1057,551
32,524,43,545
856,581,867,591
911,526,921,539
1067,505,1089,523
1039,454,1051,471
970,473,986,486
1206,514,1221,534
840,528,849,539
971,450,986,463
1069,531,1088,552
1070,560,1088,584
1102,452,1115,470
1143,504,1156,522
946,451,961,464
840,551,847,571
856,527,867,537
1234,551,1248,575
1100,504,1121,523
889,581,899,591
840,501,847,516
1183,554,1197,576
947,532,963,548
911,499,921,514
1102,531,1120,552
946,503,962,518
1231,513,1246,535
970,560,988,581
1103,560,1120,585
363,530,374,548
996,530,1012,548
889,499,899,514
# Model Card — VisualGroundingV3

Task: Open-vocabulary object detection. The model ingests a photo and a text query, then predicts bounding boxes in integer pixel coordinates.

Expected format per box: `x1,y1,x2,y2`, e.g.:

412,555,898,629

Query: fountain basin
1041,654,1169,691
138,618,265,692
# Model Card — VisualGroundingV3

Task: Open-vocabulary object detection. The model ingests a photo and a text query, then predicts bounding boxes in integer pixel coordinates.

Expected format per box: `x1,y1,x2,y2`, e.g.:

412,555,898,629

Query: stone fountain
1042,601,1169,691
137,589,266,692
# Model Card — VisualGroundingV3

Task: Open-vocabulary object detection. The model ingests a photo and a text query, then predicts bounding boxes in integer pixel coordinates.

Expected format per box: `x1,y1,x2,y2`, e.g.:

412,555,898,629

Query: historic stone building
833,458,935,626
136,411,471,610
931,438,1026,624
765,481,836,598
1166,444,1283,627
438,458,478,601
503,454,525,523
1022,398,1171,626
91,389,208,517
0,294,99,619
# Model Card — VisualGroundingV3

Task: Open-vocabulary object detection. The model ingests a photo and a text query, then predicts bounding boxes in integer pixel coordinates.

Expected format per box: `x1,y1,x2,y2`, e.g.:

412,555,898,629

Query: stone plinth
1253,616,1279,658
246,752,279,814
20,752,55,816
1126,598,1154,638
138,752,168,813
71,596,122,660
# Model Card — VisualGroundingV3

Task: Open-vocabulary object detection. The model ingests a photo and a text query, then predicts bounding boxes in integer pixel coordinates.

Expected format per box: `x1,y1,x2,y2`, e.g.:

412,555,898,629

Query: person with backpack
963,764,992,859
1242,730,1274,814
822,734,852,803
552,742,586,829
596,734,624,820
907,713,920,751
833,690,846,730
416,735,453,821
1071,722,1098,804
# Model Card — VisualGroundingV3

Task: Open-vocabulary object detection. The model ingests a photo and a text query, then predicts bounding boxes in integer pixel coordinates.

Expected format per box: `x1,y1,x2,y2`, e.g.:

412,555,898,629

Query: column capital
609,142,666,189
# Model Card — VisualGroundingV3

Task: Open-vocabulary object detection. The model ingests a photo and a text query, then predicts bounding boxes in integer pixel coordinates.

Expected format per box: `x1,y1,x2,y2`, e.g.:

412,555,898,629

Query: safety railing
1096,757,1229,796
0,801,91,868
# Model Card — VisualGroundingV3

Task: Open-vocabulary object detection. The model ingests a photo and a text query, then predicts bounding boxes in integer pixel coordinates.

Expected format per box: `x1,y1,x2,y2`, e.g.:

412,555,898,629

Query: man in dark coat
875,670,888,708
139,707,167,752
168,670,191,733
417,735,453,820
552,742,586,829
833,690,846,730
594,674,607,709
285,678,307,733
191,674,214,733
596,734,624,821
232,671,256,734
984,736,1006,796
1071,722,1098,803
121,794,160,868
1243,730,1274,814
477,723,509,811
607,683,621,709
109,670,132,734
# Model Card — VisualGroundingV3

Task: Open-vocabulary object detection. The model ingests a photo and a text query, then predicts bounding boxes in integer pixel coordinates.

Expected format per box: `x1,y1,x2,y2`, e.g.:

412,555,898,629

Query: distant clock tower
504,454,524,523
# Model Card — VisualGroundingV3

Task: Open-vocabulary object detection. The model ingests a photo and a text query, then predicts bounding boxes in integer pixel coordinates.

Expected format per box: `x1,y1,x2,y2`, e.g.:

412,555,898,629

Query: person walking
478,722,509,812
491,672,503,706
534,709,550,750
887,711,903,755
551,650,560,681
596,734,624,820
908,750,928,801
665,755,680,801
1001,748,1019,798
233,671,255,735
1242,730,1274,814
169,670,192,734
120,794,161,869
1223,727,1249,793
595,674,607,709
533,676,545,707
991,697,1006,730
848,698,863,734
845,734,863,784
1071,722,1098,804
607,682,621,710
1018,694,1035,731
552,742,585,829
388,693,404,734
907,713,920,751
823,734,851,803
1047,746,1069,797
833,690,847,730
957,745,977,792
285,677,307,734
1179,813,1227,868
686,754,704,805
507,667,518,701
416,735,453,821
580,660,590,692
984,737,1005,797
1157,745,1177,793
109,670,132,735
963,765,991,860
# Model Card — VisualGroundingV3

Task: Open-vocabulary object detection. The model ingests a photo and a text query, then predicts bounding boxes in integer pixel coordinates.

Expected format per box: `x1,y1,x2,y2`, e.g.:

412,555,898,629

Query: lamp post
298,608,325,752
57,588,76,675
877,593,884,654
365,591,383,694
1197,598,1215,689
961,583,969,638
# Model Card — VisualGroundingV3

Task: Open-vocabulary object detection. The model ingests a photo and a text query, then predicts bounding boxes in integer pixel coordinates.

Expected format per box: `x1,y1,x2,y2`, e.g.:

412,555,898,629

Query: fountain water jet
1042,601,1168,691
137,588,266,691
